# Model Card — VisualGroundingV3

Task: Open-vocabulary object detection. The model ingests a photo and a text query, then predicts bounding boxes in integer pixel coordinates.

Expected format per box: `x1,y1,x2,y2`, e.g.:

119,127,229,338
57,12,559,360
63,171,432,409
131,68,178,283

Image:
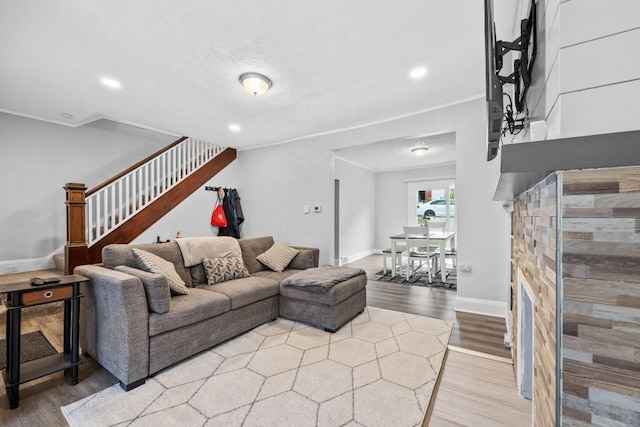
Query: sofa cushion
288,249,316,270
115,265,171,314
256,243,299,272
189,264,208,287
132,248,190,295
102,242,193,287
148,288,230,336
252,269,304,283
197,276,279,310
202,257,250,284
238,236,274,274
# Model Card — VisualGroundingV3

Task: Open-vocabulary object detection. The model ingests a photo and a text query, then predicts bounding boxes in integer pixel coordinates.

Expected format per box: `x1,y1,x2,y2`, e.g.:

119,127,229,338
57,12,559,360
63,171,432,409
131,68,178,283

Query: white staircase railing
86,138,226,246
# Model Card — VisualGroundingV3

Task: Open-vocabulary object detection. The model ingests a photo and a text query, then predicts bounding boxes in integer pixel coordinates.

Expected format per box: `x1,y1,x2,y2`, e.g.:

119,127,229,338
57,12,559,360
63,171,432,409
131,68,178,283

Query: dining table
389,231,456,280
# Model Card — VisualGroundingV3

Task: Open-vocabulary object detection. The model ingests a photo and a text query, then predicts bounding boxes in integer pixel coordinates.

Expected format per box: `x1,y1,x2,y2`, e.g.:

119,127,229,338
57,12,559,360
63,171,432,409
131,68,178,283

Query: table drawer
21,286,73,306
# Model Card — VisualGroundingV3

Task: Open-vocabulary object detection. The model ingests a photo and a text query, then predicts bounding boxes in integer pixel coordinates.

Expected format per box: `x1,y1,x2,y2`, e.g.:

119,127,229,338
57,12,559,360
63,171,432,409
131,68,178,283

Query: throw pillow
256,242,299,272
202,257,250,285
132,248,190,295
115,265,171,314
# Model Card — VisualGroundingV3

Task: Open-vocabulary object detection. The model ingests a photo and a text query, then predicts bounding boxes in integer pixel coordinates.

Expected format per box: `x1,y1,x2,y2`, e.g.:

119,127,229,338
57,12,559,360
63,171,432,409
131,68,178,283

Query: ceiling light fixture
409,67,427,79
228,124,241,132
411,147,429,156
239,72,272,96
100,77,121,89
61,113,74,119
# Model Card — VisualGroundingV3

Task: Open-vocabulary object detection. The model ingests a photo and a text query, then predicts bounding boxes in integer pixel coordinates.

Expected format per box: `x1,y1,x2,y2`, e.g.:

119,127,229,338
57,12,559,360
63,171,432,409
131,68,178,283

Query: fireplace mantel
493,130,640,201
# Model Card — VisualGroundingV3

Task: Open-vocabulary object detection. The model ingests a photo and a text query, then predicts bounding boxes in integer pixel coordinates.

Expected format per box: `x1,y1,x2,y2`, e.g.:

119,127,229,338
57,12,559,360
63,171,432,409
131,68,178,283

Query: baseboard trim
0,247,61,275
340,249,376,265
455,296,508,318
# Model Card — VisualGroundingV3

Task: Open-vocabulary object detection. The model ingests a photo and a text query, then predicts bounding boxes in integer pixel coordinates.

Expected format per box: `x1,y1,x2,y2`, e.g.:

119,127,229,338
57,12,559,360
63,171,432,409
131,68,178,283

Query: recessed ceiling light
228,124,241,132
409,67,427,79
61,113,74,119
100,77,121,89
411,147,429,156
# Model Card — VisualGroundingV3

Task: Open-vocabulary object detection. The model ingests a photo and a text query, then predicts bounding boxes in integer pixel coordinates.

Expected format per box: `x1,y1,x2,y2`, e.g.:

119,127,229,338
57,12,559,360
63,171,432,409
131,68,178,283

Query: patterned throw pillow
132,248,190,295
202,257,250,285
256,242,299,272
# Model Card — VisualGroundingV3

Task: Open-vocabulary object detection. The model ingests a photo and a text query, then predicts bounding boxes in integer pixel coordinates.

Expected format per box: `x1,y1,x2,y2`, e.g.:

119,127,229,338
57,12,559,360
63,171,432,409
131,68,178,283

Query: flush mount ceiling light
409,67,427,79
228,124,241,132
239,72,272,96
61,113,74,119
411,147,429,156
100,77,121,89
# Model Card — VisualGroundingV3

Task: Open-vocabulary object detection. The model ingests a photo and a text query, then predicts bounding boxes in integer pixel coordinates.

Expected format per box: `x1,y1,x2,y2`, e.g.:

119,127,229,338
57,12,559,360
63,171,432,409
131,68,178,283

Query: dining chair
426,221,446,232
403,226,439,282
425,221,446,252
428,221,456,268
382,245,406,274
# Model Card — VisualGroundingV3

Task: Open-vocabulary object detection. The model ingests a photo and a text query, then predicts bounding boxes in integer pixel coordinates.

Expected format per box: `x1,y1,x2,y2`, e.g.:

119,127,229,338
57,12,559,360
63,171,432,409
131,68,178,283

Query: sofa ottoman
279,266,367,332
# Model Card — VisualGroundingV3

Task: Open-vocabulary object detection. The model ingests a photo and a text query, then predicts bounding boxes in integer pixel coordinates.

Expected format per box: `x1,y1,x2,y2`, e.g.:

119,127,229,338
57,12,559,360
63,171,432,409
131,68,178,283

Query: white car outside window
416,199,455,217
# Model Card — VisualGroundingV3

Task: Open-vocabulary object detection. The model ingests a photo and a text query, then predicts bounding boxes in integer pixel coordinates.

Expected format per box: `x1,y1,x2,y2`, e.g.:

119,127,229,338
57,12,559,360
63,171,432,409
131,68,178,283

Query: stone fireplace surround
511,165,640,426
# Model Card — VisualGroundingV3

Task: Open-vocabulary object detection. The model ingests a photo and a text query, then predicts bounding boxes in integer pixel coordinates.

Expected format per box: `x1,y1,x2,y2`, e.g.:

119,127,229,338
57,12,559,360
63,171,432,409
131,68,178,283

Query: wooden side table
1,274,88,409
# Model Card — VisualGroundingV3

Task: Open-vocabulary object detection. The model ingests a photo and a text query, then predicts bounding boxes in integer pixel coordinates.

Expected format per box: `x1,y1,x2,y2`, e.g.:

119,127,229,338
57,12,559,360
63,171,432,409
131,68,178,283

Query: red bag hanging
211,197,227,227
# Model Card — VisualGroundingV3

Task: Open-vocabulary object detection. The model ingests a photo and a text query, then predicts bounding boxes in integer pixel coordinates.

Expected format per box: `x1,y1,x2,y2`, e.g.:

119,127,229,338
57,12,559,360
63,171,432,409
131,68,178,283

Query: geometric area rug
62,307,452,427
369,266,457,290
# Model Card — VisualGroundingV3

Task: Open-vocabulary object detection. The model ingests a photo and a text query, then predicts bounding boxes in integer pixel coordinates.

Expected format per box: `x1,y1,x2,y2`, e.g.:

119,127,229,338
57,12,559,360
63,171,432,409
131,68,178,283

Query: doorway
407,179,456,232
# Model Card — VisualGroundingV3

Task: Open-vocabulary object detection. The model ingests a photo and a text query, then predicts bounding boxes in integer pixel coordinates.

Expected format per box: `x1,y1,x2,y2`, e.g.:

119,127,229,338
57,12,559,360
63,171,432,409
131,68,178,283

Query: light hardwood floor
0,256,531,426
428,350,532,426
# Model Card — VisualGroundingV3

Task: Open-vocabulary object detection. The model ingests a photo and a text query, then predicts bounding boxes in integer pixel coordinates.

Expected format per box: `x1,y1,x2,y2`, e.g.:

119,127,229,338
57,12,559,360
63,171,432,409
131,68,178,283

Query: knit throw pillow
202,257,250,285
256,242,299,272
132,248,190,295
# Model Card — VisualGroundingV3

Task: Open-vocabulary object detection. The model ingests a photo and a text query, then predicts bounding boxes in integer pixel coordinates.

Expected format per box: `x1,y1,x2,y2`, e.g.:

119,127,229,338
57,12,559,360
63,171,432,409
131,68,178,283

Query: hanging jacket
218,189,235,237
233,188,244,225
227,187,240,238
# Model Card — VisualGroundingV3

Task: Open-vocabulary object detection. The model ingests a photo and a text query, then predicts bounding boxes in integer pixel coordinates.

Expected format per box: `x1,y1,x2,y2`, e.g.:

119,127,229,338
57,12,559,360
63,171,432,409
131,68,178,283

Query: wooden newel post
64,182,88,275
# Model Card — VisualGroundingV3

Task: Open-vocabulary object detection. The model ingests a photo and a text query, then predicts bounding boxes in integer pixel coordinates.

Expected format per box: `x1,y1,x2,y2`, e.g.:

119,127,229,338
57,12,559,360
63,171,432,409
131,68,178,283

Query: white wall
522,0,640,140
559,0,640,138
335,158,376,262
237,140,334,255
238,98,512,317
0,113,175,263
375,164,455,250
133,161,239,244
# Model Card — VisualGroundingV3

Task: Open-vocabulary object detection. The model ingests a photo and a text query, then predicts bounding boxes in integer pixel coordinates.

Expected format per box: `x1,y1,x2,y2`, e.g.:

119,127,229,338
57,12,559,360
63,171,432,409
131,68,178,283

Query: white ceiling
334,131,456,172
0,1,518,165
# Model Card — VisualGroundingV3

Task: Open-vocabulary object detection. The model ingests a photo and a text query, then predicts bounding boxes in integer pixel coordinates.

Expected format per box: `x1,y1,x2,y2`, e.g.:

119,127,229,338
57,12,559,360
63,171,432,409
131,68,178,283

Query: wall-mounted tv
515,2,537,112
484,0,502,161
485,0,538,161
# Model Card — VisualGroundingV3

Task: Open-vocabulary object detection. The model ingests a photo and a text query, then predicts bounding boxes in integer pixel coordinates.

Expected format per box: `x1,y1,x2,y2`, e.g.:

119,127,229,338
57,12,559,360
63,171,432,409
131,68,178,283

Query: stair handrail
87,136,187,196
84,137,226,246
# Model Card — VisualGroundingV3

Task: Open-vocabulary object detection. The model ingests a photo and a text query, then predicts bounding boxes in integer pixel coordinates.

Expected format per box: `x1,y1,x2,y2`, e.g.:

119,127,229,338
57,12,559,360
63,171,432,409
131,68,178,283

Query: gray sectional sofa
75,236,319,391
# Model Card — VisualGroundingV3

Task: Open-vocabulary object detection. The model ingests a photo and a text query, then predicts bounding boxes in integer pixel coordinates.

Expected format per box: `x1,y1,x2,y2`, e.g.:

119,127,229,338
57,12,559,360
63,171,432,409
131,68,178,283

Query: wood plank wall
561,166,640,426
512,173,558,427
